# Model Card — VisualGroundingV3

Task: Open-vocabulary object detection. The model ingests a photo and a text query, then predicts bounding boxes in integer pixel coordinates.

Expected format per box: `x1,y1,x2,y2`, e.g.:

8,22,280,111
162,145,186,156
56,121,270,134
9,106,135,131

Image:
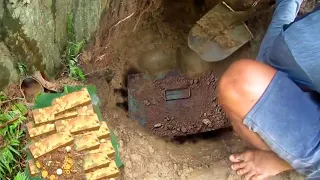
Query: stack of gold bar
27,88,120,180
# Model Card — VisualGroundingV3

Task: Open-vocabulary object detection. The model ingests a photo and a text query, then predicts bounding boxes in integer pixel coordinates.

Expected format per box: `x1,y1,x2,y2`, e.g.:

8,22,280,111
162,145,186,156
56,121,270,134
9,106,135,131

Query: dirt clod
181,127,187,133
202,119,211,126
154,123,162,128
143,100,151,106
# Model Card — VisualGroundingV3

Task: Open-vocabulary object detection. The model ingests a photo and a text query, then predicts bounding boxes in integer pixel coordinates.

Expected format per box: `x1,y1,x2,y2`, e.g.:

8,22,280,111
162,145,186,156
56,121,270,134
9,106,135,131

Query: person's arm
257,0,303,61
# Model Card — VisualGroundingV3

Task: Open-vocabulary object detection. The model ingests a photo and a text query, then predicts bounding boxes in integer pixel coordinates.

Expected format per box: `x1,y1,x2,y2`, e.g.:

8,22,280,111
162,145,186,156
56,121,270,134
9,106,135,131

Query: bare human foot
229,150,292,180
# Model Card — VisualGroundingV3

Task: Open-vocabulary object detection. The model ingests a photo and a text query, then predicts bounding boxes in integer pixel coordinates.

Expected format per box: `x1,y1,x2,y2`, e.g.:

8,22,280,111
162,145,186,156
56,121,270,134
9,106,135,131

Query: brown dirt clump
128,70,230,138
4,84,23,99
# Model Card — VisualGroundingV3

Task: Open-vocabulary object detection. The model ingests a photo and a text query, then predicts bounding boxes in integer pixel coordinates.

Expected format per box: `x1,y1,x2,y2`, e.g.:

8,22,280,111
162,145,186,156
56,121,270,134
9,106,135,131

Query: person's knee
218,59,276,123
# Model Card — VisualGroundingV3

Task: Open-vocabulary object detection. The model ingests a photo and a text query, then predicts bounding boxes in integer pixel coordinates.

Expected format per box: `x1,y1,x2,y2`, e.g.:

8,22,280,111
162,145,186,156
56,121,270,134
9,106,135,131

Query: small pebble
154,123,162,128
56,169,63,175
46,161,53,167
65,146,71,153
181,127,187,133
202,119,211,125
194,79,199,84
171,117,175,120
143,100,151,106
203,113,207,117
207,81,211,85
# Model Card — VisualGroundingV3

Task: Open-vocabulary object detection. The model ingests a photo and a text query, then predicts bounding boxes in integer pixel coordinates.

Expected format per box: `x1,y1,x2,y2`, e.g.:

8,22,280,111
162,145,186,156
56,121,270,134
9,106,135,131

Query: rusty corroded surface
128,70,230,138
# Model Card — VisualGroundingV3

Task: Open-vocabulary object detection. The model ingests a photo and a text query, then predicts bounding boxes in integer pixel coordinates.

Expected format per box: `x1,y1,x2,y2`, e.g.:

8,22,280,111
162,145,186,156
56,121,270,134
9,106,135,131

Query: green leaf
67,12,75,42
7,145,21,157
12,103,28,114
73,41,84,55
0,165,5,176
0,113,12,122
14,172,28,180
2,150,13,173
0,92,8,101
17,63,27,77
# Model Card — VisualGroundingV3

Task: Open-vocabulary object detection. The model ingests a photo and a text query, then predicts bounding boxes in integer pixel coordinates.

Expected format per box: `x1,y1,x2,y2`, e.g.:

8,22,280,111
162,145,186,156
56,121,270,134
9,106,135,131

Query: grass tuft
65,12,85,81
14,172,28,180
0,93,28,179
17,62,27,77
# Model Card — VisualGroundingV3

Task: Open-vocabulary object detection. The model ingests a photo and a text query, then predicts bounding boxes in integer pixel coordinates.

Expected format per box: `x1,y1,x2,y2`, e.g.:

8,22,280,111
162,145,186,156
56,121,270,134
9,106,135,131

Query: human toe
229,153,244,163
236,166,251,176
244,170,258,180
251,174,266,180
231,162,247,170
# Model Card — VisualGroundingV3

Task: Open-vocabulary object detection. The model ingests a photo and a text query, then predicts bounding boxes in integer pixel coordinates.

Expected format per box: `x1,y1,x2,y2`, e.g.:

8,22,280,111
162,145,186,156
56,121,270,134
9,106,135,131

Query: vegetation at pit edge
65,12,85,81
0,92,29,179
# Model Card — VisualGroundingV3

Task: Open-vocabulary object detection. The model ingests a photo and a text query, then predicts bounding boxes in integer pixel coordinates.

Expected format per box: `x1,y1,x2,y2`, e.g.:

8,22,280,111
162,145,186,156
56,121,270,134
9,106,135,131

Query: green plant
0,94,28,179
14,172,29,180
17,62,27,77
65,12,85,81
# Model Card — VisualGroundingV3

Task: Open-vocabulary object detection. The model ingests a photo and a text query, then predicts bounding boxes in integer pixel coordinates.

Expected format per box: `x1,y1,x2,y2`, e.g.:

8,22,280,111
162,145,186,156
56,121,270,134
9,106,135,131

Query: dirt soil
20,78,43,103
128,70,230,138
37,146,85,180
79,0,305,179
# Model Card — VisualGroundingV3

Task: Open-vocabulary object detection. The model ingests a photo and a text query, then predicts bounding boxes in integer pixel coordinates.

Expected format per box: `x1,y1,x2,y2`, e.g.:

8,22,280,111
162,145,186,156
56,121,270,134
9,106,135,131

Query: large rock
74,0,108,42
0,42,19,89
0,0,108,84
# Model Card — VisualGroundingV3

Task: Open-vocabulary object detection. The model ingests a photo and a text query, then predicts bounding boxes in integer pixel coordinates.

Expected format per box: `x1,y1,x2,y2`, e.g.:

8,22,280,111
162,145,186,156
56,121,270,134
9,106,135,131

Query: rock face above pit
0,0,108,88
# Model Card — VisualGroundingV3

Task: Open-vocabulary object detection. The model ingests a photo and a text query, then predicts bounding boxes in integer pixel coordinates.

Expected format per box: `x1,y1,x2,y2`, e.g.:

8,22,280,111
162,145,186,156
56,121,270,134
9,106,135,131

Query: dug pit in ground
80,0,307,179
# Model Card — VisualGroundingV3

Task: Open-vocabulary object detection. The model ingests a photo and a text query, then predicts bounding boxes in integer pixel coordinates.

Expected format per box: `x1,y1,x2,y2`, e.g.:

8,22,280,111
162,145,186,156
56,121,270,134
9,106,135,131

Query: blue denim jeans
245,1,320,178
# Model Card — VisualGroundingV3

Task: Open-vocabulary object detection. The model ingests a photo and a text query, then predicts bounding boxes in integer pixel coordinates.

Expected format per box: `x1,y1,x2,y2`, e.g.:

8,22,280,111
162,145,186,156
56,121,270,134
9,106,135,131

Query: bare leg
218,59,292,180
219,59,276,150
